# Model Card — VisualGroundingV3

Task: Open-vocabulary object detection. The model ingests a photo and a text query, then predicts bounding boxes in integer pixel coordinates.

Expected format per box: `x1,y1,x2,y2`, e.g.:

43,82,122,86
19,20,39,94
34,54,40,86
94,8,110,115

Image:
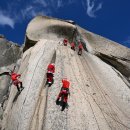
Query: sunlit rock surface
1,16,130,130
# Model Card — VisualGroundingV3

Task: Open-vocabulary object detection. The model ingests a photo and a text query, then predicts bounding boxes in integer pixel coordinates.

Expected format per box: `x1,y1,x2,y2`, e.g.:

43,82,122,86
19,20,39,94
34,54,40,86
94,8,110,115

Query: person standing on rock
56,78,70,111
63,38,68,46
78,41,83,55
11,72,24,92
70,42,75,51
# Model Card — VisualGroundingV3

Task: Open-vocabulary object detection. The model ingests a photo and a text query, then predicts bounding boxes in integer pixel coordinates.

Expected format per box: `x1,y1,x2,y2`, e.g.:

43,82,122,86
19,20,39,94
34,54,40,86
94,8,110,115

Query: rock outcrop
0,37,22,101
0,37,21,67
77,26,130,79
0,37,21,128
1,15,130,130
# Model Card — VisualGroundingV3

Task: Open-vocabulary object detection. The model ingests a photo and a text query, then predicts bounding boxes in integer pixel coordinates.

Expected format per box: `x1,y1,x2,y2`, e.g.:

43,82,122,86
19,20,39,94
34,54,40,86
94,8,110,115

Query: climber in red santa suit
46,63,55,85
11,72,24,92
63,38,68,46
78,41,83,55
56,78,70,111
0,66,24,92
70,42,75,51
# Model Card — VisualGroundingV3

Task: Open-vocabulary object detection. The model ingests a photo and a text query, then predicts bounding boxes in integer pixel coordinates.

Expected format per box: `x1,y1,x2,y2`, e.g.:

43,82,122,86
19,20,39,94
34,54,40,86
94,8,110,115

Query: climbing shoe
56,99,59,105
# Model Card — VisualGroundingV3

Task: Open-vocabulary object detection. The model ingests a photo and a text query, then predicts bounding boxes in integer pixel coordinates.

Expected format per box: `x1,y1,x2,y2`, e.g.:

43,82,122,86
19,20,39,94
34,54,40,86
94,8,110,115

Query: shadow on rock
56,100,69,111
13,88,24,103
13,91,21,103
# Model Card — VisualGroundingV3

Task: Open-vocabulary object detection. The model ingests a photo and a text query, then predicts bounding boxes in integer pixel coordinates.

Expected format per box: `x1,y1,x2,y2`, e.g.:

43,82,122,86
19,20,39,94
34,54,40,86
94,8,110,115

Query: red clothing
13,80,21,86
11,73,21,86
62,79,70,89
63,39,68,43
57,79,70,103
47,64,55,73
71,42,75,47
78,43,83,49
57,89,69,102
63,39,68,45
47,72,53,83
11,73,21,81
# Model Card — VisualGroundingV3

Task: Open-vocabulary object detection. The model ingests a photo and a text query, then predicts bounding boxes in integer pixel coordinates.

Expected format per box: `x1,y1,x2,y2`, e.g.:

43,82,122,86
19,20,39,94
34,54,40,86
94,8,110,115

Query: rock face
23,16,76,52
0,37,21,128
0,37,22,101
77,26,130,79
1,16,130,130
0,38,21,67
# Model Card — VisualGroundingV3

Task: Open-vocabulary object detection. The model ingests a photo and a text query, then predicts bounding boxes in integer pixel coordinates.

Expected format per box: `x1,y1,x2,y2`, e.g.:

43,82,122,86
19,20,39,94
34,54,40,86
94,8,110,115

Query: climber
78,42,83,55
63,38,68,46
56,78,70,111
46,63,55,86
70,42,75,51
0,66,24,92
11,72,24,92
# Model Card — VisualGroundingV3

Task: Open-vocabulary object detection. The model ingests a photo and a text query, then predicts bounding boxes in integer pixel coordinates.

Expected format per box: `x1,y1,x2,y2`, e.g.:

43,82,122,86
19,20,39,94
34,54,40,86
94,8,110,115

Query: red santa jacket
11,73,21,81
62,79,70,89
47,63,55,73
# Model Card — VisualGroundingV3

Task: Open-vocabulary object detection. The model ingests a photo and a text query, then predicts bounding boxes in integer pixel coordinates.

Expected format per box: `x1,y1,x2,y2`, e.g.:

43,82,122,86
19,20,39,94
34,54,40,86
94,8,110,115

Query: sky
0,0,130,48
